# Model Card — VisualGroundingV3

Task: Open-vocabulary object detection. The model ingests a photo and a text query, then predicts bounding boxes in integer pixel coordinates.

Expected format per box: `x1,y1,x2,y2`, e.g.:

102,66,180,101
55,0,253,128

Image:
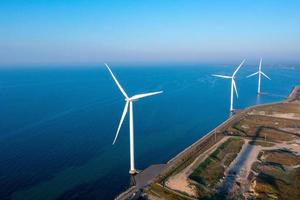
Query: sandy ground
218,139,264,195
165,137,229,197
248,110,300,120
164,134,300,198
219,137,300,197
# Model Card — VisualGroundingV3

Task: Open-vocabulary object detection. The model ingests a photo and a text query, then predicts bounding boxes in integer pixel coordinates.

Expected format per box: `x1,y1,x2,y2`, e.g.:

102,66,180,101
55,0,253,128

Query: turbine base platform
129,169,138,175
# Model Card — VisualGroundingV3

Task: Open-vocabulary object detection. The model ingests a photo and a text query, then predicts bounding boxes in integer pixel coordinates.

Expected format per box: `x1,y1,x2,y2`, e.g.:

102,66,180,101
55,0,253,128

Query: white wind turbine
105,63,163,175
212,59,246,112
247,58,271,94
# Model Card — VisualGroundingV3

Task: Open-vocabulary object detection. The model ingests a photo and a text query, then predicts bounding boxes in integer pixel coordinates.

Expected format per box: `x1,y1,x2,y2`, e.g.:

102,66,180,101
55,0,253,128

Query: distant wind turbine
105,63,163,175
247,58,271,94
212,59,246,112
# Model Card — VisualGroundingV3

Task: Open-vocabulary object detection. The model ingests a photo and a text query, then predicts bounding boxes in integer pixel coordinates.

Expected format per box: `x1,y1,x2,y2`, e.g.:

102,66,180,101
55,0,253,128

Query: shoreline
115,86,299,200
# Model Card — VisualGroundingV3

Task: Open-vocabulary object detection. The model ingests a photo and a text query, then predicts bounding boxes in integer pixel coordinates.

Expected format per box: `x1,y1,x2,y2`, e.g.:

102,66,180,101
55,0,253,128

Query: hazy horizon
1,0,300,66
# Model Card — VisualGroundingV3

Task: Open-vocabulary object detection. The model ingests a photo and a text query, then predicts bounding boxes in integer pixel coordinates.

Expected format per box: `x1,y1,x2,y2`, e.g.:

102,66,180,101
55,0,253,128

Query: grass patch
253,150,300,199
147,183,189,200
252,161,290,184
223,153,238,167
260,149,300,166
158,132,225,183
228,113,300,142
249,140,275,147
188,137,244,196
254,173,280,199
253,169,300,200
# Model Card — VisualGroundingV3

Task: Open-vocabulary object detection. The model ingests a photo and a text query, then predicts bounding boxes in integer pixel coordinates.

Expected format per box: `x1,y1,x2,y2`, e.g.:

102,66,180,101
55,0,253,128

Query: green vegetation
252,149,300,200
223,153,239,167
188,137,244,197
252,162,290,184
253,168,300,200
259,149,300,166
254,173,280,199
228,114,299,142
249,140,275,147
257,103,300,115
157,132,224,183
146,183,189,200
227,103,300,140
146,96,300,200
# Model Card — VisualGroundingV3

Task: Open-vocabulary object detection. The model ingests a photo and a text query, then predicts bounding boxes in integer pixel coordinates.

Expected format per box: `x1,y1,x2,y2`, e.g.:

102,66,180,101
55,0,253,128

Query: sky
0,0,300,66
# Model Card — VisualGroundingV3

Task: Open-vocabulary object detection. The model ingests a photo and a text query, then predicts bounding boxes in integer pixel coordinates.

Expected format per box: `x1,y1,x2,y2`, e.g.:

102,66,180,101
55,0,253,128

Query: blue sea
0,64,299,200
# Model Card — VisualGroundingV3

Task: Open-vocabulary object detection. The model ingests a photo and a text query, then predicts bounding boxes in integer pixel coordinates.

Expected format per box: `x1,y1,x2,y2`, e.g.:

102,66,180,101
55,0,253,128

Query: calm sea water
0,64,299,200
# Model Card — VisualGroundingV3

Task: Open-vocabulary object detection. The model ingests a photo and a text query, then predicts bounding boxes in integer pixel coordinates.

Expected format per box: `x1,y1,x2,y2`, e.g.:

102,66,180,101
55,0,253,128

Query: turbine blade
112,101,129,145
211,74,232,79
261,71,271,80
246,72,258,78
105,63,128,99
130,91,163,101
233,59,246,76
233,79,238,98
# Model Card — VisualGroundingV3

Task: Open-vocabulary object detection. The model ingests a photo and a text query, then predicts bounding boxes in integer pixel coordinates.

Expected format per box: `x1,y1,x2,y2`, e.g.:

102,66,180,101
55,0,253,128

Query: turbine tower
247,58,271,94
212,59,246,112
105,63,162,175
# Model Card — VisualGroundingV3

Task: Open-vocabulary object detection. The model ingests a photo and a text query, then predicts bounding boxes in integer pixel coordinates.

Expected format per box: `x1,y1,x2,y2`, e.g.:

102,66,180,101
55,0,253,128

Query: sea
0,63,299,200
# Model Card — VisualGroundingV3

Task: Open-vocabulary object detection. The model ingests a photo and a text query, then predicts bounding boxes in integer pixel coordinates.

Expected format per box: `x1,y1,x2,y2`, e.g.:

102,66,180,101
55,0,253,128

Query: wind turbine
105,63,162,175
212,59,246,112
247,58,271,94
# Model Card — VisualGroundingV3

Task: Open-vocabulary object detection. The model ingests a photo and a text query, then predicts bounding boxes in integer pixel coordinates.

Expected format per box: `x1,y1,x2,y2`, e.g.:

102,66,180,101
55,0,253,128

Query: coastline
115,86,299,200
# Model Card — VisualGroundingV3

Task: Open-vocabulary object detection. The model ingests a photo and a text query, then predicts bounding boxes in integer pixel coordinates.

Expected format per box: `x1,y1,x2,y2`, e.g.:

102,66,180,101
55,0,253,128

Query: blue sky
0,0,300,65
